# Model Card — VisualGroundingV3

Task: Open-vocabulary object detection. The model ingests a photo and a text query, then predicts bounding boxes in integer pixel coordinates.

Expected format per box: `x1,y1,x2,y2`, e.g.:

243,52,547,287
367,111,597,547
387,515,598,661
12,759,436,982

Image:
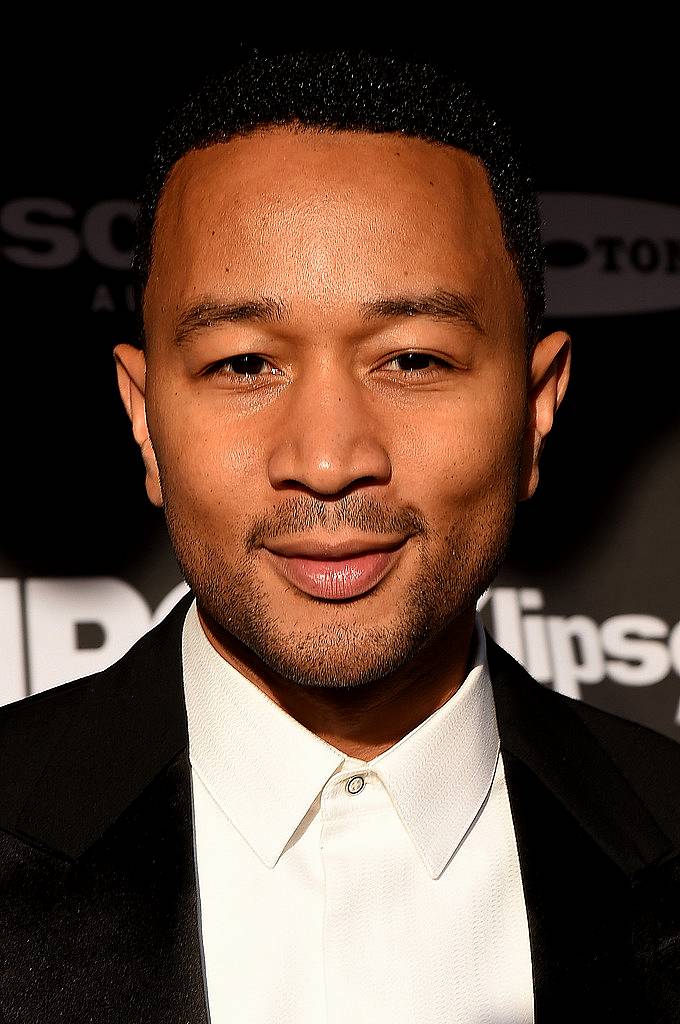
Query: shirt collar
181,598,500,879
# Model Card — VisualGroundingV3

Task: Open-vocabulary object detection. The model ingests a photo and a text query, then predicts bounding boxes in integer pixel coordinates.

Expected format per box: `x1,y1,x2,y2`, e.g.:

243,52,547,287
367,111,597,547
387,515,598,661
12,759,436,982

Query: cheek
152,405,262,517
407,397,525,508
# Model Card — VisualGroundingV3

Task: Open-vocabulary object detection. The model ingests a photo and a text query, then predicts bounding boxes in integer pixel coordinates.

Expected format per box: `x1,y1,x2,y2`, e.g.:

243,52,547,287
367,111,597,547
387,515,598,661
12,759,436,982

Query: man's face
115,127,569,690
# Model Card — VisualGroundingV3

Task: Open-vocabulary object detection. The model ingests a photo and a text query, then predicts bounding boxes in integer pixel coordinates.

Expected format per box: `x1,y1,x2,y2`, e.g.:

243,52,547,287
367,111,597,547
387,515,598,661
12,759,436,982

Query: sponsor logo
479,588,680,711
0,198,138,270
1,579,679,725
541,192,680,316
0,198,139,314
0,577,190,705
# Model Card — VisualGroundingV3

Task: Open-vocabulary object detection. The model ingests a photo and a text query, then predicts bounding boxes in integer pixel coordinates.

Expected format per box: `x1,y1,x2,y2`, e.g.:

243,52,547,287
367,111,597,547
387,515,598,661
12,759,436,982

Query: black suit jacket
1,589,679,1022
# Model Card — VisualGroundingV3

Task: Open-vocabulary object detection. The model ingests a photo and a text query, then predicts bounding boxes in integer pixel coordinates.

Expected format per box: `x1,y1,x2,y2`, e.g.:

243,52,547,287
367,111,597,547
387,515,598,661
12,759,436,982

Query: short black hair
133,48,545,351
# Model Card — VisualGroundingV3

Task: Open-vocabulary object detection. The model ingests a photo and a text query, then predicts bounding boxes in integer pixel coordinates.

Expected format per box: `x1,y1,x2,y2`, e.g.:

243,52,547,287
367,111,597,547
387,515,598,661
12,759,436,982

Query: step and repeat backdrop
2,44,678,742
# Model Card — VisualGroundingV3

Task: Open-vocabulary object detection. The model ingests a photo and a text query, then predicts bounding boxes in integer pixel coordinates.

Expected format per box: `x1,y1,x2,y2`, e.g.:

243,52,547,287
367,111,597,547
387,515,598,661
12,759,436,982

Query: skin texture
114,126,571,760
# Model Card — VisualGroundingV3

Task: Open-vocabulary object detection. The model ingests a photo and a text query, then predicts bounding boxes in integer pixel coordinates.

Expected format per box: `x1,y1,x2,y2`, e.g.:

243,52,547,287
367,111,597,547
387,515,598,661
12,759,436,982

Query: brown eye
385,352,451,377
205,355,281,379
221,355,265,375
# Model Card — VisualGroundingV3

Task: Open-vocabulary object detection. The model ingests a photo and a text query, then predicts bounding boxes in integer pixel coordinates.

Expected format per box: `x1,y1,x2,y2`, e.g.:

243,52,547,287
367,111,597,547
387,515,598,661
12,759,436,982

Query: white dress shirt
181,598,534,1023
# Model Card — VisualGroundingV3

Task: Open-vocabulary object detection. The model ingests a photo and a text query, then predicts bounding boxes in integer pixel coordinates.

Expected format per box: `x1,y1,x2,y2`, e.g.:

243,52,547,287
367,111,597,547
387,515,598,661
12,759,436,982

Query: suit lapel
486,634,675,1021
501,747,632,1019
4,749,210,1023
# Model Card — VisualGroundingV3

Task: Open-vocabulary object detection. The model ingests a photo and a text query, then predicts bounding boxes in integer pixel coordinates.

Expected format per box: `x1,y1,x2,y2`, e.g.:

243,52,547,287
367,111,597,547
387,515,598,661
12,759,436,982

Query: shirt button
346,775,365,795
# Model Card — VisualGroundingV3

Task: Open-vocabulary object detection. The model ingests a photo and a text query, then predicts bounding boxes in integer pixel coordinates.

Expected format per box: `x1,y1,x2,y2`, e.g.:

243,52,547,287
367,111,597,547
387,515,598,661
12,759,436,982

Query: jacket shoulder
0,591,192,838
567,688,680,848
487,634,680,851
0,664,115,832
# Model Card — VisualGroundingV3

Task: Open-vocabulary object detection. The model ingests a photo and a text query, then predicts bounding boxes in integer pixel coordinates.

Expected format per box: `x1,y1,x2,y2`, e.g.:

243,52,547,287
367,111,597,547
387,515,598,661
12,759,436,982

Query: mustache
248,494,427,549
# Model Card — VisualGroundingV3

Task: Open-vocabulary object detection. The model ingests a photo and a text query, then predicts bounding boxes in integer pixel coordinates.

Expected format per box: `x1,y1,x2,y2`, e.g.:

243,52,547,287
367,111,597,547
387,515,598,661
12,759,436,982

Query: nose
267,361,392,497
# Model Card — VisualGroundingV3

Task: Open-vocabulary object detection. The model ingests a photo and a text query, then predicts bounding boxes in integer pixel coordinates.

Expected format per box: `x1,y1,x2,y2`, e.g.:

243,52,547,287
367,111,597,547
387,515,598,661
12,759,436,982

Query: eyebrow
172,288,485,346
174,297,286,345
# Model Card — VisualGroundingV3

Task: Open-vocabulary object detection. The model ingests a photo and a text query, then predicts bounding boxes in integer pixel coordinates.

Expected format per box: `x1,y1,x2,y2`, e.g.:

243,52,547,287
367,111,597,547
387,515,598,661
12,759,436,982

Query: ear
518,330,571,501
112,343,164,507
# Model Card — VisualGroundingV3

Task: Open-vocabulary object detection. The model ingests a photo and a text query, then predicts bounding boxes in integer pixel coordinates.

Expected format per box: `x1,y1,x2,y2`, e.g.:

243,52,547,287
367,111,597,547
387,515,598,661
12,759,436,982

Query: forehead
145,127,522,335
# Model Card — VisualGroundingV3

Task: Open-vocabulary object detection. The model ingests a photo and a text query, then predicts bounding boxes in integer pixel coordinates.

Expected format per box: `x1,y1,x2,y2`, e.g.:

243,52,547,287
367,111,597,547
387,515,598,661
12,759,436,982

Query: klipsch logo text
479,587,680,717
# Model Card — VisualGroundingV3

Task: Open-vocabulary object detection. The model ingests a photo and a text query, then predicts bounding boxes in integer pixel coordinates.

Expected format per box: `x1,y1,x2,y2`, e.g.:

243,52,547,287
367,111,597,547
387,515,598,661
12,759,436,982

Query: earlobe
519,331,571,502
112,343,164,508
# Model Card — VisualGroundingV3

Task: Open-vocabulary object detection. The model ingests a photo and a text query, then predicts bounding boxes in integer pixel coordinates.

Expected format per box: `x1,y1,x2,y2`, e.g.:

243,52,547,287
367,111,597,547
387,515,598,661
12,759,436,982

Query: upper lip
264,535,409,559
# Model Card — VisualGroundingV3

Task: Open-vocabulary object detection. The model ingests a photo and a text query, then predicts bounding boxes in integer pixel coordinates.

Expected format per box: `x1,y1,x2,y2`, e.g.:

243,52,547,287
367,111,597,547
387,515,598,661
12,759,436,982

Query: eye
204,354,282,380
383,352,452,378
